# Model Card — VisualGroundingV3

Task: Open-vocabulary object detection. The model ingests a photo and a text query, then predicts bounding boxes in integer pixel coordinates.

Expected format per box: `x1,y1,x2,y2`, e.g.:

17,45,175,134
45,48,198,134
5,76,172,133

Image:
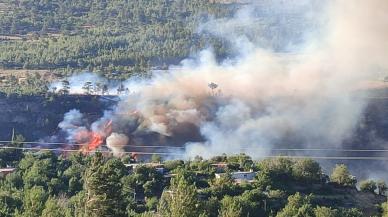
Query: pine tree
41,197,66,217
276,193,314,217
219,196,243,217
61,80,70,95
21,186,48,217
84,153,127,217
158,172,199,217
82,82,93,95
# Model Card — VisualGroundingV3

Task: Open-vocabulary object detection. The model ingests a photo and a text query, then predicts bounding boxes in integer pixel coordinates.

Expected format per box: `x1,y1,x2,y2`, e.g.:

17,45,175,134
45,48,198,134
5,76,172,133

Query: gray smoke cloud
56,0,388,165
58,109,88,143
106,133,129,157
199,0,325,53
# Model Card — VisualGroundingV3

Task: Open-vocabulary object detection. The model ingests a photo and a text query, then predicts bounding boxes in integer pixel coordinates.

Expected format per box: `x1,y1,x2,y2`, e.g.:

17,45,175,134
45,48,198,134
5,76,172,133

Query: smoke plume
58,109,88,142
56,0,388,162
106,133,129,157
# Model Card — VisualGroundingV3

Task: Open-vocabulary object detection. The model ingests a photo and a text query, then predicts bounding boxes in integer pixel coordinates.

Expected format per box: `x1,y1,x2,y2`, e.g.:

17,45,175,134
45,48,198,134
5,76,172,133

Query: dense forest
0,0,315,79
0,0,318,95
0,146,387,217
0,0,236,78
1,1,387,216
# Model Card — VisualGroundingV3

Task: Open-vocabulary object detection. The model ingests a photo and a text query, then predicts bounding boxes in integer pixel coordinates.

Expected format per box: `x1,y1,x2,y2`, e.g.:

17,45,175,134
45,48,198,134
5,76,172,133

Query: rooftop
0,168,16,172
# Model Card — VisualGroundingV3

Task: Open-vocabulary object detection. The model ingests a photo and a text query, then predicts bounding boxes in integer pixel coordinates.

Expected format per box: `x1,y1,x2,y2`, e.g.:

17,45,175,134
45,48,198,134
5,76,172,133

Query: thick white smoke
106,133,129,157
57,0,388,160
199,0,325,53
58,109,88,142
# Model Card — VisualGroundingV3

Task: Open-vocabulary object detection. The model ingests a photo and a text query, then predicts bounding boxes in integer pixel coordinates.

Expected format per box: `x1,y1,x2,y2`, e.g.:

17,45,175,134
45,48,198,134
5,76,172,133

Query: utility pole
11,128,15,144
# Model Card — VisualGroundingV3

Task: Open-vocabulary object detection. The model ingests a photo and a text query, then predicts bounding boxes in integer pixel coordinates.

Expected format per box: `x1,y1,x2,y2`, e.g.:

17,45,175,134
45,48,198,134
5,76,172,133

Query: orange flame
75,120,113,154
86,132,104,152
131,152,138,162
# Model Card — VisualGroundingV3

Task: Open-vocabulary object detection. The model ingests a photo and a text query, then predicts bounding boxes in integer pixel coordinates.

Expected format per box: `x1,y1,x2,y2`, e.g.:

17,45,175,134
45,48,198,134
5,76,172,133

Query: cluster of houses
123,162,257,202
1,162,257,183
0,162,257,204
1,162,257,181
124,162,257,183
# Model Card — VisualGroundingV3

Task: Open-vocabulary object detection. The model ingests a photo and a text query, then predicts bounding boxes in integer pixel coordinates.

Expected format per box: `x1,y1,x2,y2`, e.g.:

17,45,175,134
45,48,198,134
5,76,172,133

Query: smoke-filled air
57,0,388,159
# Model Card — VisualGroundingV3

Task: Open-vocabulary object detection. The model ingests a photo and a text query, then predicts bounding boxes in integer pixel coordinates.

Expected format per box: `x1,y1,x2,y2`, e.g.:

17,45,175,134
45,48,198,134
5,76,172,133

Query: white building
0,168,16,178
215,171,257,183
124,163,166,174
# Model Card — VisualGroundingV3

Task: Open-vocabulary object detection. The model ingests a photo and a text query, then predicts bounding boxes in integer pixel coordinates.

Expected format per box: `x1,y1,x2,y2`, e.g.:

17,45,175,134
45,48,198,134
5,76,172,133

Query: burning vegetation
50,1,388,166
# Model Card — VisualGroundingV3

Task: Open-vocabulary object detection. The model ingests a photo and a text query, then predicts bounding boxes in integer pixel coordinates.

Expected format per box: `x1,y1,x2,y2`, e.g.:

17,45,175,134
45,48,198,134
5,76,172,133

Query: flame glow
85,132,104,152
70,120,113,154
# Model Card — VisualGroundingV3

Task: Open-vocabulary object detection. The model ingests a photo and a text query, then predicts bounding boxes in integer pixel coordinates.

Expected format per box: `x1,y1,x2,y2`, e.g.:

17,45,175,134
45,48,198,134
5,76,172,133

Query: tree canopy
0,152,380,217
0,0,235,79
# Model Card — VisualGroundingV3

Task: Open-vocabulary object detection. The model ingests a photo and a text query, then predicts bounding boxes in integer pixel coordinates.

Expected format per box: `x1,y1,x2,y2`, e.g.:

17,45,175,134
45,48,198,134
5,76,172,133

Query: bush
382,202,388,217
359,180,377,193
164,160,184,171
377,180,388,196
314,206,338,217
292,158,323,183
338,208,363,217
219,196,243,217
257,157,294,189
276,193,314,217
330,164,356,187
145,197,158,211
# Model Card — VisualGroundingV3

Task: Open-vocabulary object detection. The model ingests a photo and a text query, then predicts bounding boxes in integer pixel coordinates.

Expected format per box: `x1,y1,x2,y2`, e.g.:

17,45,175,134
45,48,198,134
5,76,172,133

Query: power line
0,141,75,145
263,148,388,152
1,146,388,160
0,146,182,156
1,140,388,152
264,155,388,160
0,141,185,149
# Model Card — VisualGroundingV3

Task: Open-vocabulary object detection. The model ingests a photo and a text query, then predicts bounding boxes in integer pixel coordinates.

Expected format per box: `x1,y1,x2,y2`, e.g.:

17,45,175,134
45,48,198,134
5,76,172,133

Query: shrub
330,164,356,187
359,180,377,193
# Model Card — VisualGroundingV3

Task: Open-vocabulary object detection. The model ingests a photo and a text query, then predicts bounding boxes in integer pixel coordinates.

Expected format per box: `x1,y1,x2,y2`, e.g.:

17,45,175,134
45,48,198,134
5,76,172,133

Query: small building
0,168,16,178
215,171,257,183
163,173,177,183
210,163,228,172
155,167,166,174
125,163,166,174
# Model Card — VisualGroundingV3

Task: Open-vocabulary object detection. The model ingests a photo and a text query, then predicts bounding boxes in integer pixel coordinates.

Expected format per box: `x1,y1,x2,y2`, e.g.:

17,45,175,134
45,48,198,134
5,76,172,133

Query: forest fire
71,119,113,154
74,130,104,153
83,132,104,152
53,0,388,165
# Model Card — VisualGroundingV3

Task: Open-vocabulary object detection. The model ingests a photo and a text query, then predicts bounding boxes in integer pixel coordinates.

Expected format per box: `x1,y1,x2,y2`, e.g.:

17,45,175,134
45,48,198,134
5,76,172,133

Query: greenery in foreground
0,146,387,217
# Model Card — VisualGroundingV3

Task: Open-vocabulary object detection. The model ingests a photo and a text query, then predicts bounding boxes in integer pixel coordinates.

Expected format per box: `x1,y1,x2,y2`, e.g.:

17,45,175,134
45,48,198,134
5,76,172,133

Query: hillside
0,1,387,216
0,0,236,78
0,94,116,140
0,0,317,79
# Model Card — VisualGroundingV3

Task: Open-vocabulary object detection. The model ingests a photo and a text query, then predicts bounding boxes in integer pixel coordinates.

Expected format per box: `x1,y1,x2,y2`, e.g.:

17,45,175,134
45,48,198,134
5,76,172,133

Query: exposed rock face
1,91,388,144
0,94,116,140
